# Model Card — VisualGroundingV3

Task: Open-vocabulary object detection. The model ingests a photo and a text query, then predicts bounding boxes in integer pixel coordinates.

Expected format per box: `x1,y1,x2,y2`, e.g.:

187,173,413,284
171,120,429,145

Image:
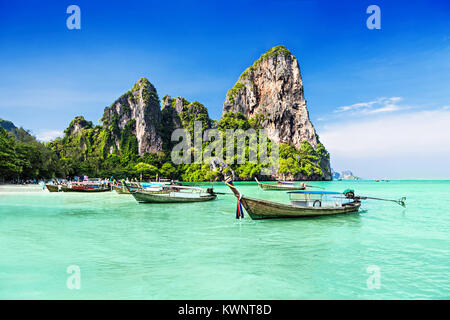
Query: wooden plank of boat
255,177,306,191
45,184,60,192
131,190,216,203
113,185,130,194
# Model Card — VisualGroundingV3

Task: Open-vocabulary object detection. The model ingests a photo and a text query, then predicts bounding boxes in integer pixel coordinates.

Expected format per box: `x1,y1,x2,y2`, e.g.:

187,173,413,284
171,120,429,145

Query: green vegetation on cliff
0,72,330,182
0,111,329,182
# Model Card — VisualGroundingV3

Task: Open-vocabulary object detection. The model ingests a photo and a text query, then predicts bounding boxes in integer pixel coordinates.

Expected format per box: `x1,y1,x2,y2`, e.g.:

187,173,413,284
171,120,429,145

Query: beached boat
57,180,111,192
130,185,217,203
46,183,111,192
227,178,360,219
60,185,111,192
254,177,308,191
113,185,130,194
45,184,60,192
113,182,142,194
113,181,179,194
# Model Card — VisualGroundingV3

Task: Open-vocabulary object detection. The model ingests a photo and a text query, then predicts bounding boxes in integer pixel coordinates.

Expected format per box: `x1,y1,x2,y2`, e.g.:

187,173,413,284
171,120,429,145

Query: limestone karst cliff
222,45,319,149
102,78,164,156
222,45,331,180
54,46,331,181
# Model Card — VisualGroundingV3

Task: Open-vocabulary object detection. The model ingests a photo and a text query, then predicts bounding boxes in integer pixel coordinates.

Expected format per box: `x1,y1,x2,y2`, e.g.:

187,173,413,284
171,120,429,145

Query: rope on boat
225,177,244,219
236,193,244,219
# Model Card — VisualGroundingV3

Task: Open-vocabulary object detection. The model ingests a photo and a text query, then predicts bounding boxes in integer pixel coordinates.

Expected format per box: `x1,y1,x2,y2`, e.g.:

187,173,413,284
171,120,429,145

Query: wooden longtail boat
58,181,111,192
129,185,217,203
46,183,111,192
113,181,177,194
113,185,130,194
113,183,142,194
226,178,361,219
45,178,113,193
60,185,111,192
45,184,60,192
255,177,307,191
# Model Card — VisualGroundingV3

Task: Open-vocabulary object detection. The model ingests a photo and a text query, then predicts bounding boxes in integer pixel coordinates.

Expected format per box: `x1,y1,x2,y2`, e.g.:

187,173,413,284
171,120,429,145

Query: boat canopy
278,181,295,185
287,190,342,195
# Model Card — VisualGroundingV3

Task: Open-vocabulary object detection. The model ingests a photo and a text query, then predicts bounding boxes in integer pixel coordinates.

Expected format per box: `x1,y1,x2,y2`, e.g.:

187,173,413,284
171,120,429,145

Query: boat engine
343,189,355,199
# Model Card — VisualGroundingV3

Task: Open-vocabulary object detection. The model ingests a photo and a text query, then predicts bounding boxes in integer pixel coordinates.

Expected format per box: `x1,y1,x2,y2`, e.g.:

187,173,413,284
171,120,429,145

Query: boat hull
60,186,111,193
257,183,306,191
45,184,60,192
131,191,216,203
241,196,361,219
113,185,131,194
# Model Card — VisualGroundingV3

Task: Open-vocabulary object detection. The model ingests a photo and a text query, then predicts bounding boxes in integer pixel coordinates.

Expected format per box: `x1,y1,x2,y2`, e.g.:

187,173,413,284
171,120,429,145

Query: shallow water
0,181,449,299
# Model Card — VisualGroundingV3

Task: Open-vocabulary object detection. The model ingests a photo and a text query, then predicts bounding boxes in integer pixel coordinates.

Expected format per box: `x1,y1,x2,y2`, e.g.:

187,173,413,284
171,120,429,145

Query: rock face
102,78,163,156
331,168,341,180
161,96,185,129
55,52,332,181
340,170,361,180
0,118,35,141
0,118,18,134
65,116,93,136
161,95,212,133
63,80,214,160
222,45,319,149
331,169,361,180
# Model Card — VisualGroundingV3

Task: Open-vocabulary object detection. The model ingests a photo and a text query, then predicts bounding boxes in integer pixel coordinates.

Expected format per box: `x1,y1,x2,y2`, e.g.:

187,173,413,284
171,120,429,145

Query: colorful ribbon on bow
225,177,244,219
236,193,244,219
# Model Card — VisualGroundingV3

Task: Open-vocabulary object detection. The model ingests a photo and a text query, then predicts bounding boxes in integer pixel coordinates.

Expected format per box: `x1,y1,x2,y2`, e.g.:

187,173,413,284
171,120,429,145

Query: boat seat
291,200,308,207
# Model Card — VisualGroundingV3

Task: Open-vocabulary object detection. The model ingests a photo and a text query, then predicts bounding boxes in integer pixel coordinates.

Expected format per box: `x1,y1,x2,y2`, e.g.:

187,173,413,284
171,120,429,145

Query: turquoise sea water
0,180,449,299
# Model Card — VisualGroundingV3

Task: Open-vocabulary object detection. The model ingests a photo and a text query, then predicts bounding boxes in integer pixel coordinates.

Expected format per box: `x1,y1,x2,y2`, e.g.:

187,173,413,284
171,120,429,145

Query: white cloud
319,109,450,178
334,97,405,115
36,130,63,142
335,100,378,113
364,104,402,114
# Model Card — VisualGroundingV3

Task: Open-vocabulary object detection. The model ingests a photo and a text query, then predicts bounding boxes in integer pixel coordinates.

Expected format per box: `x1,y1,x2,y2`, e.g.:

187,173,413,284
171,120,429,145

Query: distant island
0,45,332,183
332,169,362,180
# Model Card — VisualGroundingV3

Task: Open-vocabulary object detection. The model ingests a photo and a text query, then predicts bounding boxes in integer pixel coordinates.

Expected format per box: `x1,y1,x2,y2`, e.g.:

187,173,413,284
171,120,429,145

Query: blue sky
0,0,449,178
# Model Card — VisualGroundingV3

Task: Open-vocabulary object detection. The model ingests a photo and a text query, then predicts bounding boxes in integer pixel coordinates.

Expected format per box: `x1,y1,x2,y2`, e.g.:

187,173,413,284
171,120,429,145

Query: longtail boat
129,185,217,203
113,181,179,194
55,180,111,192
226,178,405,220
254,177,309,191
227,179,359,219
46,183,111,192
113,182,142,194
45,178,112,193
113,185,130,194
45,184,60,192
60,184,111,192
